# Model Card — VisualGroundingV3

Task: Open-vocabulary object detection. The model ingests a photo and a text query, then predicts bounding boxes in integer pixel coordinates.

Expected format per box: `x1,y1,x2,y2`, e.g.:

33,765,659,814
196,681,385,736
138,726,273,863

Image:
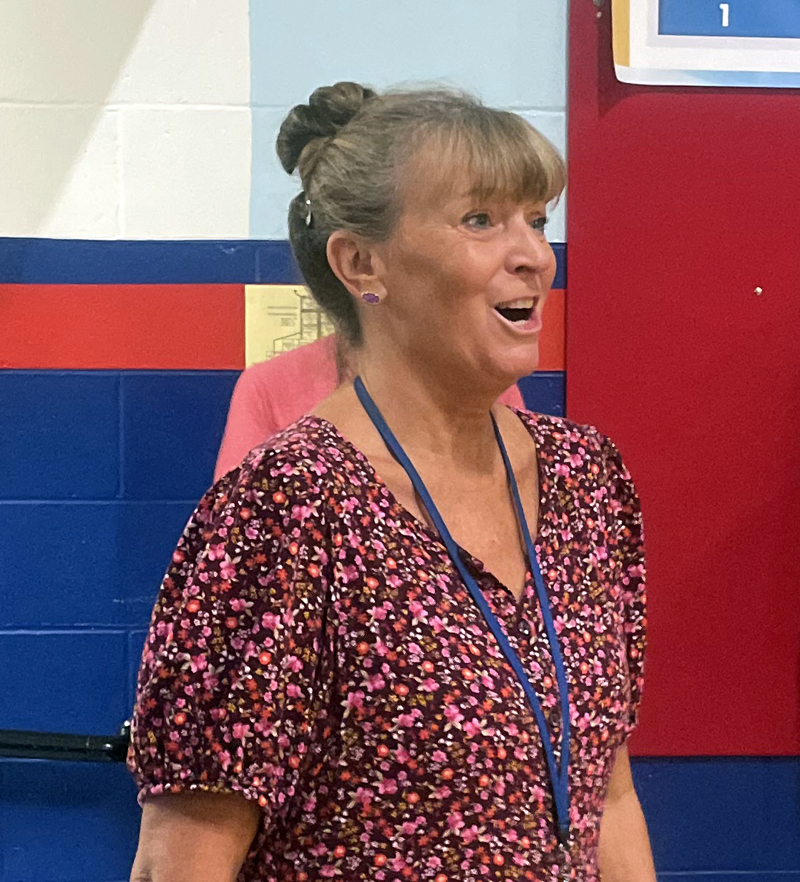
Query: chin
470,359,538,402
435,339,539,396
491,348,541,386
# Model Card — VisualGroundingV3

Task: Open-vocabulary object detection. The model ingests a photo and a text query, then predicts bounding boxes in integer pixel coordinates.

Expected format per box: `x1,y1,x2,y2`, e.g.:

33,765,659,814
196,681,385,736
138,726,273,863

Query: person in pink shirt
214,335,526,480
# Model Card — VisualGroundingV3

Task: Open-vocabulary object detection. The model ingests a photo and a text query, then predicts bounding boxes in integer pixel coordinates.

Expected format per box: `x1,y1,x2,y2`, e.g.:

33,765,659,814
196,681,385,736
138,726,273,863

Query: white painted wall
0,0,250,239
0,0,567,242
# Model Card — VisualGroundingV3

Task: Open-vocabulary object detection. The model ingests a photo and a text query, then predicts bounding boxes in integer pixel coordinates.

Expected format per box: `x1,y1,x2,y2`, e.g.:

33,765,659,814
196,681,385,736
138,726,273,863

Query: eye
530,216,549,233
463,212,493,230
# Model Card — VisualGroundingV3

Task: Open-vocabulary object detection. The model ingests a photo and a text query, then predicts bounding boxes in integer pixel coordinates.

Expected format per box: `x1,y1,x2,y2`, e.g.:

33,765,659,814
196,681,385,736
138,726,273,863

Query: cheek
382,239,444,295
381,234,497,319
545,248,558,284
391,256,479,312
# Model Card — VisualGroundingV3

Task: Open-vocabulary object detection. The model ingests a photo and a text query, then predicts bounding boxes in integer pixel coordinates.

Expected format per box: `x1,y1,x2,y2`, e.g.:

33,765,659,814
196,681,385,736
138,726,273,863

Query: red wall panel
0,284,245,370
567,6,800,754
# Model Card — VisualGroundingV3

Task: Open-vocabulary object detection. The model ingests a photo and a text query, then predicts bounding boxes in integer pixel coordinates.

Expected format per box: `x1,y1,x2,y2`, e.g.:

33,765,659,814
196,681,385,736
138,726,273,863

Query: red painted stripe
1,284,564,372
0,285,245,370
538,289,565,372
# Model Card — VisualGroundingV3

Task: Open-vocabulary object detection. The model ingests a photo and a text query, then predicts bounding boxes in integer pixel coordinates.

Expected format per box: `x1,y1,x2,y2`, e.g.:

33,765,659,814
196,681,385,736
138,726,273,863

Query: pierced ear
326,231,386,301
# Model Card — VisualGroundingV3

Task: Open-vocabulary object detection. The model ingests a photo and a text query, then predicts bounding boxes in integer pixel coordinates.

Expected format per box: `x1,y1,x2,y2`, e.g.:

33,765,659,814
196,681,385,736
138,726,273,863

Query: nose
506,216,554,277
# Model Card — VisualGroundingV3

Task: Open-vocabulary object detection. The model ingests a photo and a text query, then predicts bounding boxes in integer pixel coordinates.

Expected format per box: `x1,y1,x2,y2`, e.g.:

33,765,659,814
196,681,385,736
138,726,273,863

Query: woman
129,83,656,882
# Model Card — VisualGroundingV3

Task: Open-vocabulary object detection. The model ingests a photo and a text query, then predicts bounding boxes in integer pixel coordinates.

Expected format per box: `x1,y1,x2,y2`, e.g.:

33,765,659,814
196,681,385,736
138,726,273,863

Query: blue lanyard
354,376,572,848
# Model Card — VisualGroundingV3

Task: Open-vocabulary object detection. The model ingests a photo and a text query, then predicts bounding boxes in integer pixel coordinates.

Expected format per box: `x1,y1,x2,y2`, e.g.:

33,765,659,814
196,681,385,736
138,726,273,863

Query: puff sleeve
127,448,331,824
598,432,648,738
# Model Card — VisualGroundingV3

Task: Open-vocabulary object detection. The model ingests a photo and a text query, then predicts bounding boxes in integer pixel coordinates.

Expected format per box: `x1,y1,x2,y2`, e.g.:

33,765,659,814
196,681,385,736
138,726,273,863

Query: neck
354,353,503,476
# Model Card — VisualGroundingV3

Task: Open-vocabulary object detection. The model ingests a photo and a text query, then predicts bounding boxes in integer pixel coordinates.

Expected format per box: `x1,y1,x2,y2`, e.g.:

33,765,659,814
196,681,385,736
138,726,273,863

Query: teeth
496,297,535,310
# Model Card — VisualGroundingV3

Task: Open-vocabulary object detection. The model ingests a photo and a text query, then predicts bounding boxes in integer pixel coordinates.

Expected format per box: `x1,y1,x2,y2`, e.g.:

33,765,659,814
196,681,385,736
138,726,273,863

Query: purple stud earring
361,292,381,304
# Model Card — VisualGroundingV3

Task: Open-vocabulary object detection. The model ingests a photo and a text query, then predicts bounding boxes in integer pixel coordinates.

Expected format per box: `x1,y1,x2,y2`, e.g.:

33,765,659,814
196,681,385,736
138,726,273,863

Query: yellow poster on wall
244,285,334,368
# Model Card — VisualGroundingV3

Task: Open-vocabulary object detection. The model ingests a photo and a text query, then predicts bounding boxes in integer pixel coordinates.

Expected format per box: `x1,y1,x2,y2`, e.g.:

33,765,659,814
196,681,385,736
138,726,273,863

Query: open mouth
494,296,539,326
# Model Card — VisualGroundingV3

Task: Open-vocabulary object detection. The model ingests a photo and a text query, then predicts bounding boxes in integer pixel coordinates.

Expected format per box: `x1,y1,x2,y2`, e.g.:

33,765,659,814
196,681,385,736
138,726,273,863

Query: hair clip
305,198,312,228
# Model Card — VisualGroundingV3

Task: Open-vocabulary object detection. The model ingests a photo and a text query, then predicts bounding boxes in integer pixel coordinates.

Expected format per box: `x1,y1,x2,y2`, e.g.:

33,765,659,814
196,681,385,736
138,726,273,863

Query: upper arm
131,791,260,882
127,458,329,837
599,431,647,737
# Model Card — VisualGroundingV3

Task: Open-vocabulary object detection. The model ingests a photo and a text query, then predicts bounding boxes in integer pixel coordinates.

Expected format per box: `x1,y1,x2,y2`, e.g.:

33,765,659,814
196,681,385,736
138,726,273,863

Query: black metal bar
0,720,130,763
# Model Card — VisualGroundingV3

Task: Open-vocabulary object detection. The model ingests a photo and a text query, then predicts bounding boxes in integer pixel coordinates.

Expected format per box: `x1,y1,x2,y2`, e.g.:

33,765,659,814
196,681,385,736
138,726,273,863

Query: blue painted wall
0,368,237,880
2,752,799,881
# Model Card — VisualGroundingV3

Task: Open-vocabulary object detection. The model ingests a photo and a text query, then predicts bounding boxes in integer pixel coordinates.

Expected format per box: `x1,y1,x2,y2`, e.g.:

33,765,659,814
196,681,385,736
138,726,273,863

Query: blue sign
659,0,800,39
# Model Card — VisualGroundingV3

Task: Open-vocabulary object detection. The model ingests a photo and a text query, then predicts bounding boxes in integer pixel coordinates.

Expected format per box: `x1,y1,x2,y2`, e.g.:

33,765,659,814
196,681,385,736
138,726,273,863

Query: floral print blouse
128,409,647,882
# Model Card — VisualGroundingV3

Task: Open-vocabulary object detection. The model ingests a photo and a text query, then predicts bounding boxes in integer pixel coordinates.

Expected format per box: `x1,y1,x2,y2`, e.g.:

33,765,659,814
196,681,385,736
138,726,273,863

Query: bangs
416,109,566,207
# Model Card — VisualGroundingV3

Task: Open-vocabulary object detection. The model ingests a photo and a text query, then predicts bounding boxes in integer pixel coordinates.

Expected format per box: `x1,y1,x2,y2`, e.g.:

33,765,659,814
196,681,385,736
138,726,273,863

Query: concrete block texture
0,631,129,733
0,371,120,499
0,107,121,237
0,0,154,105
108,0,250,106
634,758,800,872
1,0,249,239
0,761,139,882
250,106,298,239
0,501,195,628
120,371,238,499
120,107,251,238
0,0,248,107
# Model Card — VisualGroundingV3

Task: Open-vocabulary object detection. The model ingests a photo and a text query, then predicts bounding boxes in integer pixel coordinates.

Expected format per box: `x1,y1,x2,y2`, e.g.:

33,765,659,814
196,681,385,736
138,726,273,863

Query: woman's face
369,155,558,393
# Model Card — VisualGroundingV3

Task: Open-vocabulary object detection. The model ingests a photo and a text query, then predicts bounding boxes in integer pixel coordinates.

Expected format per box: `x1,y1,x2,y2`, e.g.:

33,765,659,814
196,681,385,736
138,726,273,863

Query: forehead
397,127,559,216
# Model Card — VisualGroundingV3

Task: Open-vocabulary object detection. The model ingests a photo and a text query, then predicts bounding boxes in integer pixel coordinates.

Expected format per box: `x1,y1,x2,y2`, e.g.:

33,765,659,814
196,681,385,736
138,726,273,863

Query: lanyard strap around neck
353,376,572,847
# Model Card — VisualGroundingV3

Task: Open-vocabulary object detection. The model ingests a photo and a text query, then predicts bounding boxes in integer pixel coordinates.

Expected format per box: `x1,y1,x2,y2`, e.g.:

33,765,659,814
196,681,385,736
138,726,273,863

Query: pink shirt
214,336,526,480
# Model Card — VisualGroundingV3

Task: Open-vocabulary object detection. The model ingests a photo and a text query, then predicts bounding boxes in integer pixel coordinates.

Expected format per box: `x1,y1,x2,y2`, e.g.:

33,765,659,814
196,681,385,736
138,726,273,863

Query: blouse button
518,619,532,638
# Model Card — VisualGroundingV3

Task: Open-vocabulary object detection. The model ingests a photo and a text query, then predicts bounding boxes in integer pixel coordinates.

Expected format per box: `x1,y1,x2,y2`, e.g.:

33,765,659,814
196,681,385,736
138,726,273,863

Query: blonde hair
277,82,566,346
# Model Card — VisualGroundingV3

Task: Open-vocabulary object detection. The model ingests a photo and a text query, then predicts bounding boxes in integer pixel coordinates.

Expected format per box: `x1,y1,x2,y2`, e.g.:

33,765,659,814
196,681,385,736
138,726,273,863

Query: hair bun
277,81,376,178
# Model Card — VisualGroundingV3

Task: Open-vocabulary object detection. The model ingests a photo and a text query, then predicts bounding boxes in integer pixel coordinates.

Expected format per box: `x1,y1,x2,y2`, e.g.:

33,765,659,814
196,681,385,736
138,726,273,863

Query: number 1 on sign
719,3,730,27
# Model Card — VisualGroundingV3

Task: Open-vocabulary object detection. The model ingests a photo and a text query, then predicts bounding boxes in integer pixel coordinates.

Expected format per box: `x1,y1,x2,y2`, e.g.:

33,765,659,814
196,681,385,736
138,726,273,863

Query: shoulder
513,407,607,458
223,414,355,508
513,411,645,584
512,408,637,496
179,416,352,578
